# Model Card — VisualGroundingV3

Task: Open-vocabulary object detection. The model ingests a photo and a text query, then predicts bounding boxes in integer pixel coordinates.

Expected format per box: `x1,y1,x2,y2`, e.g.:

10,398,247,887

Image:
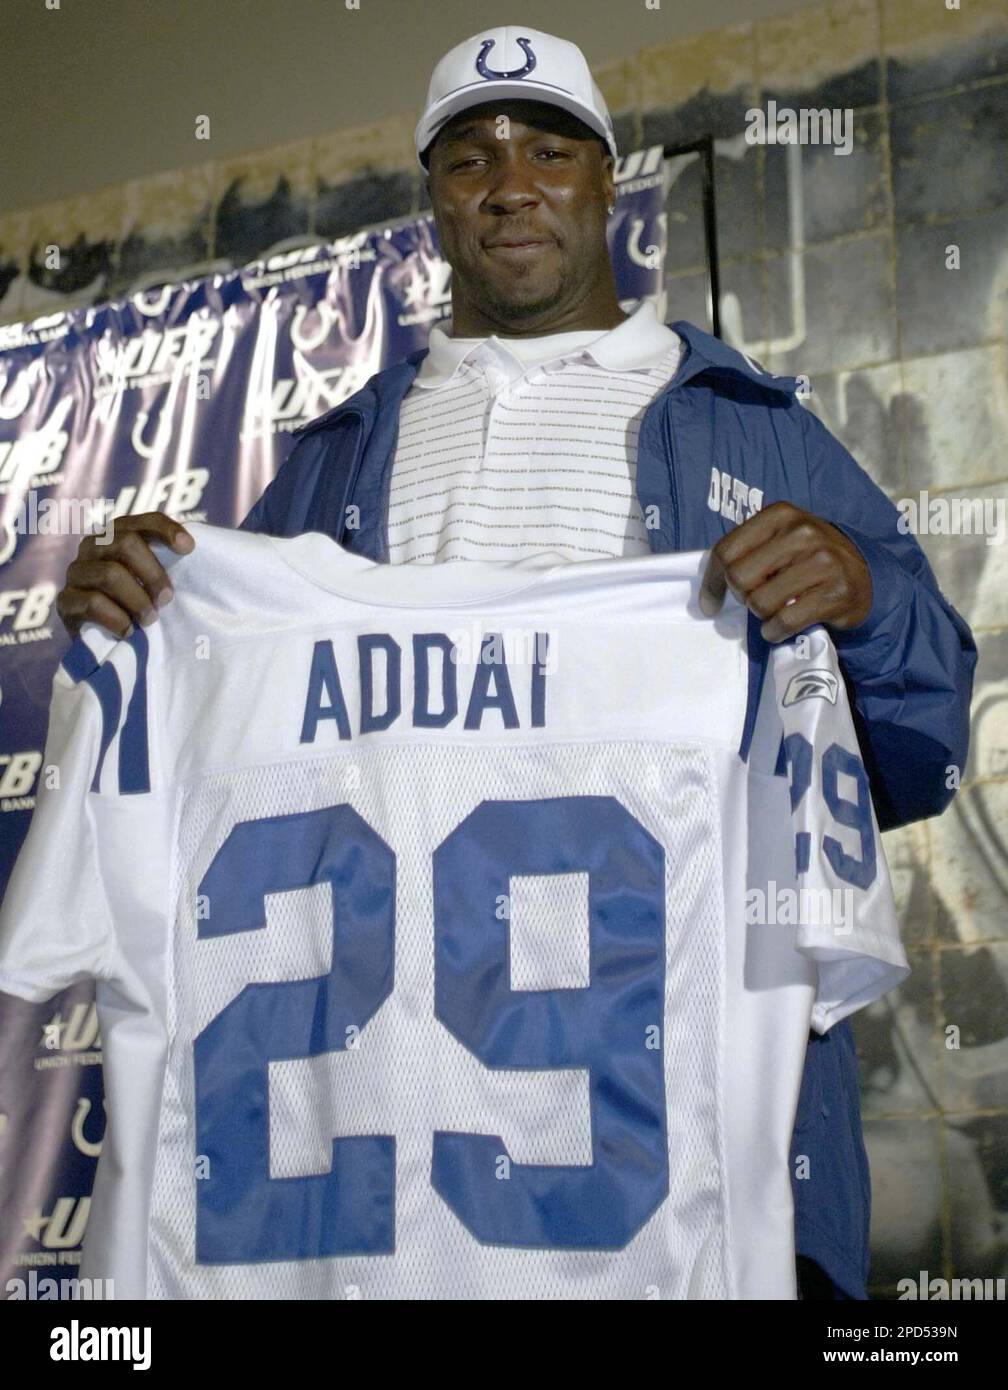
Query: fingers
57,586,139,641
57,513,195,641
95,527,180,604
124,513,195,555
60,556,160,635
710,501,799,574
759,580,846,643
698,549,728,616
698,504,801,616
713,513,819,601
746,552,842,624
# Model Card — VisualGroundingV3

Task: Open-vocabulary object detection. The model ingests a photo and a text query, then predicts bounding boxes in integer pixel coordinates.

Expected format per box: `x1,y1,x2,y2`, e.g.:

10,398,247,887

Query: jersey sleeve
769,627,910,1034
0,626,149,1002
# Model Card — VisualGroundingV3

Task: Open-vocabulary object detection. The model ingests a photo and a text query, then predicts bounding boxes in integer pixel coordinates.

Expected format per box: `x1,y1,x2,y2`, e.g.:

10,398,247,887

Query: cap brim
417,81,614,165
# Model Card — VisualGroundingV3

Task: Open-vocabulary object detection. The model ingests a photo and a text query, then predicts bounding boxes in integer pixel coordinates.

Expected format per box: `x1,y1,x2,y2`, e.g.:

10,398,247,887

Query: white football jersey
0,521,908,1300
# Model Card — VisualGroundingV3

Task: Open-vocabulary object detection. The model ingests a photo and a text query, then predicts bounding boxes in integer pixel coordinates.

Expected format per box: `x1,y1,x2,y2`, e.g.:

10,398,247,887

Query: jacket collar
293,317,797,439
667,320,798,394
413,300,681,387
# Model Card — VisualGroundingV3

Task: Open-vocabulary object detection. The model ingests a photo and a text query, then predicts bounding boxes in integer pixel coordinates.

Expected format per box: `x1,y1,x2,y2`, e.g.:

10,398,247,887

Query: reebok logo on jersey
782,669,839,706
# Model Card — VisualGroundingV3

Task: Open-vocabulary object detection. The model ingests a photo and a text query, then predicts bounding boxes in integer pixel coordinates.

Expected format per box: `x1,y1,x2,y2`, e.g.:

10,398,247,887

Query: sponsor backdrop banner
0,149,669,1294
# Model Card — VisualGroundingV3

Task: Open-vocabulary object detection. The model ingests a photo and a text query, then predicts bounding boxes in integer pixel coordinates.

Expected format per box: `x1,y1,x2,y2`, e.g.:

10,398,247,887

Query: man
55,26,976,1298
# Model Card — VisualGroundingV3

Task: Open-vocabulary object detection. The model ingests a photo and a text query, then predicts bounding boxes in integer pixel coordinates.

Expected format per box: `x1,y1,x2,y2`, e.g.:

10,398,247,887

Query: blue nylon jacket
239,319,977,1297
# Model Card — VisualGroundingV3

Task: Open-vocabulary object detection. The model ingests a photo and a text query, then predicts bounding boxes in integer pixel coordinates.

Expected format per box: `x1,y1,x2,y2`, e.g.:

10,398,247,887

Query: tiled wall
1,0,1006,1296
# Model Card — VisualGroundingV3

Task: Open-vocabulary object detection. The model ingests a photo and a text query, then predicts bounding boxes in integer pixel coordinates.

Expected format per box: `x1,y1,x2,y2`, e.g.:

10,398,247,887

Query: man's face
425,100,615,327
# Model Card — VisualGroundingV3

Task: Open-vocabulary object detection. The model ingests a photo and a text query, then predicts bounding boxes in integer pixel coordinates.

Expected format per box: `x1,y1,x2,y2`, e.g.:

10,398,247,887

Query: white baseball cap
415,25,617,169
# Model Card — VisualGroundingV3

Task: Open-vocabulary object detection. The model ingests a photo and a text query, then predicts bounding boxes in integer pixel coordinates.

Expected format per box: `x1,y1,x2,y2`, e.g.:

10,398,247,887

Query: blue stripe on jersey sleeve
118,626,151,793
60,633,101,684
59,629,152,795
83,663,123,793
738,611,769,763
59,633,122,792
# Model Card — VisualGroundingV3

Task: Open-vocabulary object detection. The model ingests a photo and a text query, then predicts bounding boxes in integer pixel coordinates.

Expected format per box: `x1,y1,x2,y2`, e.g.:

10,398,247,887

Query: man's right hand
56,513,196,640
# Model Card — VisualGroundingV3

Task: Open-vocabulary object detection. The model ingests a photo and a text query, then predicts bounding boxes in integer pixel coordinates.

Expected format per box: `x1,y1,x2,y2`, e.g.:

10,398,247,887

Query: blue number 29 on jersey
193,795,668,1264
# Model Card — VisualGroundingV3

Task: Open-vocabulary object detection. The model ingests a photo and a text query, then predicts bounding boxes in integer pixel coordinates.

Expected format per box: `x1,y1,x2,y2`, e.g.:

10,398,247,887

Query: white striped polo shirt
387,299,683,565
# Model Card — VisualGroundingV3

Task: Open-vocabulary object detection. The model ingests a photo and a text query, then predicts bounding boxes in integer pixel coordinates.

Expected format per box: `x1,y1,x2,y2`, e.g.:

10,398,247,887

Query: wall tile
314,114,416,238
856,947,939,1116
963,635,1008,783
883,0,1008,101
891,80,1008,224
610,112,639,170
639,25,759,146
0,272,25,327
900,345,1008,491
592,54,639,123
867,1281,903,1299
763,108,890,249
757,0,883,111
865,1115,944,1286
712,134,763,264
663,150,710,275
715,257,768,356
19,188,125,319
413,176,433,217
913,483,1008,629
927,781,1008,945
314,112,416,187
212,140,313,267
107,165,216,300
945,1116,1008,1278
664,269,715,337
765,229,896,376
895,205,1008,357
800,361,906,494
659,136,764,272
967,1114,1008,1211
0,212,29,325
314,172,415,242
938,943,1008,1112
882,818,933,946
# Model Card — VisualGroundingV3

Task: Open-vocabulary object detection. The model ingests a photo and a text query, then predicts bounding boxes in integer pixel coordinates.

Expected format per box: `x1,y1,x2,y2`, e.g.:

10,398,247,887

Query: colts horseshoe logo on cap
475,36,537,81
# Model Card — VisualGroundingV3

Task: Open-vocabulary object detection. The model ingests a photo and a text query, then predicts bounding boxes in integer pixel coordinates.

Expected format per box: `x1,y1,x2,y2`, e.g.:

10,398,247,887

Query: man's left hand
698,501,873,643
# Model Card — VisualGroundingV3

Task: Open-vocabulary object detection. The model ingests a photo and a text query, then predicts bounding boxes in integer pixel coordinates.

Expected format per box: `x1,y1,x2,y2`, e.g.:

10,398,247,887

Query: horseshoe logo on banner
133,285,174,318
626,214,667,272
72,1096,105,1158
131,399,174,458
291,301,337,354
